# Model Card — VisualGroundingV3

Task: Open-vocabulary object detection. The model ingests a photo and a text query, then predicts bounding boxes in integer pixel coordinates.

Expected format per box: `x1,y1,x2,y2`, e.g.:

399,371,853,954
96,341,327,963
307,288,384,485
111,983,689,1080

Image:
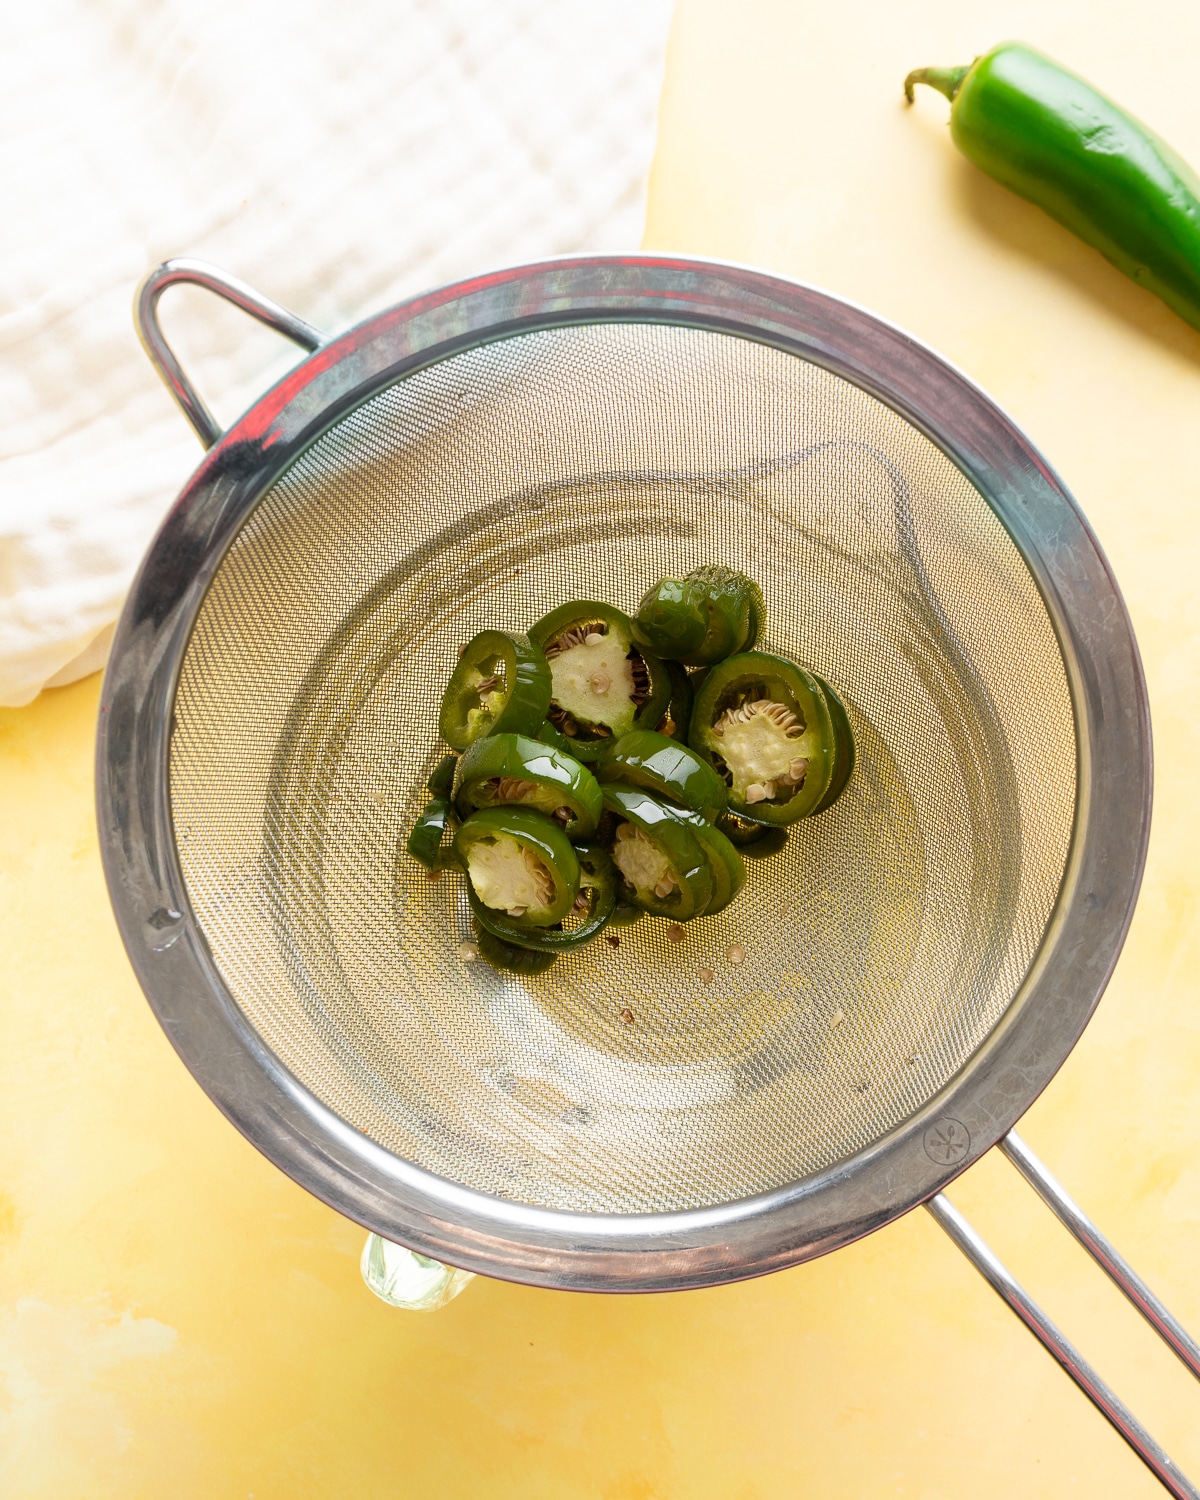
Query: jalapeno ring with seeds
528,601,670,761
470,841,617,952
454,733,602,839
601,785,714,921
439,630,551,751
453,806,579,927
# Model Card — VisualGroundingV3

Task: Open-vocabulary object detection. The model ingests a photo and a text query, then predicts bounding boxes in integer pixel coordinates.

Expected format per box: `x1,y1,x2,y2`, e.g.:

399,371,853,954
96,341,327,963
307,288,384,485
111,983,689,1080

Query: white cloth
0,0,674,706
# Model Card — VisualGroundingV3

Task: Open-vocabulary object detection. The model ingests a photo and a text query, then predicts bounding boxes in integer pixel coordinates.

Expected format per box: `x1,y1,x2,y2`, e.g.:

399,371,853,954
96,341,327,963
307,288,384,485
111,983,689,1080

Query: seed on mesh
425,868,443,882
619,1007,635,1024
726,943,747,964
666,923,686,944
829,1008,844,1028
457,941,479,961
605,933,620,947
699,966,715,985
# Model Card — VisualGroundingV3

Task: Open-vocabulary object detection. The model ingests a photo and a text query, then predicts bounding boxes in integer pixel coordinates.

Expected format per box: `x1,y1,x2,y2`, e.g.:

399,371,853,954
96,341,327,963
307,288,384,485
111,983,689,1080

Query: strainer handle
928,1174,1200,1498
134,259,326,449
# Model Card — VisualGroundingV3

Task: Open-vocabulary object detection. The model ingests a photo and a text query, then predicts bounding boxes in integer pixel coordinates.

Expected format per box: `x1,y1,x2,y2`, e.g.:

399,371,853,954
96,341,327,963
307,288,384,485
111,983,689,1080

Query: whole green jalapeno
453,733,603,839
906,42,1200,334
453,806,579,927
633,566,764,667
689,652,853,825
528,602,670,761
601,785,714,921
439,630,551,751
594,729,728,823
470,841,617,952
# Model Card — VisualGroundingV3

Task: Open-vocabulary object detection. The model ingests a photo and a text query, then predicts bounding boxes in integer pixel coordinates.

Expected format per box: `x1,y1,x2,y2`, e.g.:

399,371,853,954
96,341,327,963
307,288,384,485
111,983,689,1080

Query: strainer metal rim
97,253,1150,1291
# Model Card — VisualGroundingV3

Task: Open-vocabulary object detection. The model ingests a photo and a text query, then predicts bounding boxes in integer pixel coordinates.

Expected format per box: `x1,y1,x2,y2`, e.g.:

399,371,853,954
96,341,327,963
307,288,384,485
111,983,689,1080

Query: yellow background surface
4,1,1200,1494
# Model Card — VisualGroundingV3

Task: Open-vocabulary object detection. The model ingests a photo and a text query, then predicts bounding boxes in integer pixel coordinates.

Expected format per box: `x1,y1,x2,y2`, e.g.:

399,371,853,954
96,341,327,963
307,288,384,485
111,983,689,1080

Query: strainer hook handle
134,259,326,449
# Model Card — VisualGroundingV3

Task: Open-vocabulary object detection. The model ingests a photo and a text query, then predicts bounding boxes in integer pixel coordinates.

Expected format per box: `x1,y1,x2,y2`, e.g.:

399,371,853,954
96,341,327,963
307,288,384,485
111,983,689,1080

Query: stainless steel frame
98,256,1196,1493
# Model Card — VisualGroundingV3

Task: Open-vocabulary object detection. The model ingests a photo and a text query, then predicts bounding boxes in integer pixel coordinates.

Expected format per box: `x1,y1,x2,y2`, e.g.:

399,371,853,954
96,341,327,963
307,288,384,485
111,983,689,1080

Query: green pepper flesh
906,42,1200,335
601,785,714,921
453,806,580,927
454,733,602,839
439,630,551,751
594,729,728,823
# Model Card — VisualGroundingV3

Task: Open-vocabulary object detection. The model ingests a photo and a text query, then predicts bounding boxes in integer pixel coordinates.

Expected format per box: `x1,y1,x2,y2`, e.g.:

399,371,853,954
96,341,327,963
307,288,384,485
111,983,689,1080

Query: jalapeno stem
904,65,970,105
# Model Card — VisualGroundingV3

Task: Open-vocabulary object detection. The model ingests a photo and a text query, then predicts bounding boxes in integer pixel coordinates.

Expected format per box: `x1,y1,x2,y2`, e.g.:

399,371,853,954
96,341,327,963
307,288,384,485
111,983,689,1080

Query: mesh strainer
99,255,1198,1493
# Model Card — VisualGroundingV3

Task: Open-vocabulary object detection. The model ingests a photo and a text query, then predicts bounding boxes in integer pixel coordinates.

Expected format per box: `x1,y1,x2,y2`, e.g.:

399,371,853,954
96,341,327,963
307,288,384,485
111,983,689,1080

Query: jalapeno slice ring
654,659,694,742
594,729,728,823
718,813,789,858
470,841,617,952
528,601,670,761
439,630,551,751
453,806,580,927
406,796,456,869
454,733,602,839
632,566,760,667
601,786,714,921
689,652,852,825
426,753,458,797
472,922,558,975
676,811,747,916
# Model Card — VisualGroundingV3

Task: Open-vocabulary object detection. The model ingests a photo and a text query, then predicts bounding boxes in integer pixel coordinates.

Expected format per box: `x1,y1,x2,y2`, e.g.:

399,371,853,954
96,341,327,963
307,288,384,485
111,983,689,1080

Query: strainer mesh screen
170,322,1075,1213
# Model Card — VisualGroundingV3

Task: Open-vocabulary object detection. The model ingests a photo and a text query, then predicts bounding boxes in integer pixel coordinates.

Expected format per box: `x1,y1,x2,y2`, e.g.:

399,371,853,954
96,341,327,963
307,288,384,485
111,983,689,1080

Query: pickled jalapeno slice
438,630,551,751
633,566,763,667
426,753,459,797
601,785,714,921
454,733,603,839
676,811,746,917
472,922,558,974
689,652,852,824
406,796,456,869
654,659,693,742
453,806,579,927
718,813,789,858
528,601,670,761
470,840,617,952
594,729,728,823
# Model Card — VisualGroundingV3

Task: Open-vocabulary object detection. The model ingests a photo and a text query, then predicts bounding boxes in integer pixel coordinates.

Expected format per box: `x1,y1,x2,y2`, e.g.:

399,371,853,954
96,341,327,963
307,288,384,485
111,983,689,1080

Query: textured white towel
0,0,674,706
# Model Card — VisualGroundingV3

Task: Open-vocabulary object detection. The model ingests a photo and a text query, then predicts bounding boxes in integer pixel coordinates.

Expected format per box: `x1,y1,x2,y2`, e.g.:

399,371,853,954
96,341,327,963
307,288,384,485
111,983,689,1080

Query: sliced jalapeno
809,671,856,816
406,796,456,869
601,786,714,921
689,652,852,824
473,922,558,975
632,566,760,666
470,841,616,951
528,601,670,761
439,630,551,751
654,659,693,742
427,753,458,796
454,733,602,839
594,730,728,823
453,806,579,927
718,813,789,858
677,811,746,916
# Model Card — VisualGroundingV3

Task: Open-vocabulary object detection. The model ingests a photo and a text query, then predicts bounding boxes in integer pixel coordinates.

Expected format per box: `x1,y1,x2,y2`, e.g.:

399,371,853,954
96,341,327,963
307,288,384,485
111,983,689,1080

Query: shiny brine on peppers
454,733,603,839
601,785,714,921
633,566,765,666
528,601,670,760
453,806,580,927
594,729,728,823
439,630,551,751
470,840,617,952
689,652,853,824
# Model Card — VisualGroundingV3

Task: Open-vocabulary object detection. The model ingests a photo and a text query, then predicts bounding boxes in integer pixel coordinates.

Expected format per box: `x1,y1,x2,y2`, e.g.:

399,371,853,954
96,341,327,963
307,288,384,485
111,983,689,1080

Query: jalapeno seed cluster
405,573,855,974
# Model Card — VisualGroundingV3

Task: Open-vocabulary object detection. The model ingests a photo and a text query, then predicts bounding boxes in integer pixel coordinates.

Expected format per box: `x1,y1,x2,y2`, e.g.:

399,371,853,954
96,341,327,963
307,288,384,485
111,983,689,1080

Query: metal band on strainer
98,255,1148,1292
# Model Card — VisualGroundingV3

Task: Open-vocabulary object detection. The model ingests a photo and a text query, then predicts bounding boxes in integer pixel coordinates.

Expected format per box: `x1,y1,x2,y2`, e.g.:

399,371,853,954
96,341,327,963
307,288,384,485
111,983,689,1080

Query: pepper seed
699,966,715,985
458,941,479,962
619,1007,635,1024
605,934,621,948
666,924,686,944
726,943,747,965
